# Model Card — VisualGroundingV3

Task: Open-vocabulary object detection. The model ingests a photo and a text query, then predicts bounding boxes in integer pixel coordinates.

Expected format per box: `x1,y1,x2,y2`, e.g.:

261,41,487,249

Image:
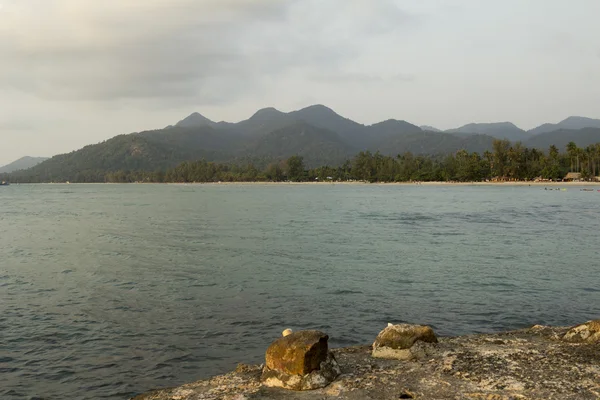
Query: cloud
0,0,419,103
310,71,416,84
0,0,292,101
0,119,34,131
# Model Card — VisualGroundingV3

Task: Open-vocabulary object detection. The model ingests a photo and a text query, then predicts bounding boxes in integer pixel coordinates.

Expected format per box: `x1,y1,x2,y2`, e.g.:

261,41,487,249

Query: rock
262,352,341,391
261,330,340,390
372,323,438,360
133,326,600,399
563,320,600,343
265,330,329,375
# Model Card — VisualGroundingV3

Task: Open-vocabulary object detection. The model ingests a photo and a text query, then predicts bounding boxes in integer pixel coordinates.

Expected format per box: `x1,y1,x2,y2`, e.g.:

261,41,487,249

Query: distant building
563,172,582,182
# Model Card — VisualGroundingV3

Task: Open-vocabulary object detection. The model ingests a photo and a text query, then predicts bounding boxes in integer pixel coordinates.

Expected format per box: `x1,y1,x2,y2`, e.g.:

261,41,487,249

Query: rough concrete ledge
132,326,600,400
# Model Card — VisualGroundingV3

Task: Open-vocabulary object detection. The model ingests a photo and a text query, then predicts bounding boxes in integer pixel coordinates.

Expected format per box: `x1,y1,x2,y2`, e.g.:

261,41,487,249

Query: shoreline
15,181,600,186
199,180,600,186
132,324,600,400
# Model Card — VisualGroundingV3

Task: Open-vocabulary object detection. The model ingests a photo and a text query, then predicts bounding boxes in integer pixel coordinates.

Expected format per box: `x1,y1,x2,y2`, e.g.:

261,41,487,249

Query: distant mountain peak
562,116,598,124
529,116,600,135
420,125,442,132
298,104,336,114
251,107,284,117
0,156,49,174
458,121,520,129
375,118,410,125
446,121,527,142
175,112,214,128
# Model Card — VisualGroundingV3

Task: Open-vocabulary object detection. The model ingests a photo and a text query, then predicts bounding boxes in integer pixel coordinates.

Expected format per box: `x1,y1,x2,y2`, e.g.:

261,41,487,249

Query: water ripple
1,184,599,399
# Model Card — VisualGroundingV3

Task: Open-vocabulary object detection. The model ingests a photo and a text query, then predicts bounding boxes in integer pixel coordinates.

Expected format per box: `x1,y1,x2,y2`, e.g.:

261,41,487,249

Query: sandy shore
21,181,600,186
186,180,600,186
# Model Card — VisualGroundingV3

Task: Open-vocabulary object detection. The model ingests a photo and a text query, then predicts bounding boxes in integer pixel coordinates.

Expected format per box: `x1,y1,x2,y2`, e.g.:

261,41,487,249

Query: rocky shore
133,322,600,400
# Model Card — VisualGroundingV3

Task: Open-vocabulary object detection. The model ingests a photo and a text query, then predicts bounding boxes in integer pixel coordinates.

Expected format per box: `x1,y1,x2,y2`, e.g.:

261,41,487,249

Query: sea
1,183,599,399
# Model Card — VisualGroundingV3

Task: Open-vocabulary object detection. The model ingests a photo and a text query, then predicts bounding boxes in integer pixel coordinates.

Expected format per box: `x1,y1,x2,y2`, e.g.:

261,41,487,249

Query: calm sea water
1,183,599,399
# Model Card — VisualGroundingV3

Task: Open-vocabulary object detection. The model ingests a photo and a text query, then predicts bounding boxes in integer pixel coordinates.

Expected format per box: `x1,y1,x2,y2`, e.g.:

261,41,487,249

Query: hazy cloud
0,119,34,131
0,0,419,103
310,72,416,84
0,0,292,101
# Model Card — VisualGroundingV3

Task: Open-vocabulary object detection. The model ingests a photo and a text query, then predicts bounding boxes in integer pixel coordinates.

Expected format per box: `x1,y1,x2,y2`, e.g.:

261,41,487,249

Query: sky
0,0,599,165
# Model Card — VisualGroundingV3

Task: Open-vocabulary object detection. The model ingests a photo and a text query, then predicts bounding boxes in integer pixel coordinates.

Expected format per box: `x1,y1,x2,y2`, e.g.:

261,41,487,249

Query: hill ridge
5,105,600,182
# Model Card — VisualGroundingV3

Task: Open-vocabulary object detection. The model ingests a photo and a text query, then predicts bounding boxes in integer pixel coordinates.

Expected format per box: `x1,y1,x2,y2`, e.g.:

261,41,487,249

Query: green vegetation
5,140,599,183
3,105,600,184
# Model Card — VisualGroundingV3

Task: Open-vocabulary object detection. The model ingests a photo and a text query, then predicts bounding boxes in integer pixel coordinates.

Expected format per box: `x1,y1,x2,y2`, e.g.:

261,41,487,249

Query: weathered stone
563,320,600,343
372,323,438,360
264,330,329,376
133,326,600,400
262,352,341,390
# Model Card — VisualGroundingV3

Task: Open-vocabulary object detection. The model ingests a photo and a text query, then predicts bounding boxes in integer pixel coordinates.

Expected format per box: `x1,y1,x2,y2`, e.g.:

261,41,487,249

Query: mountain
372,131,495,156
420,125,442,132
365,119,423,145
0,156,49,173
524,128,600,151
528,116,600,136
248,122,354,167
234,107,295,137
175,112,215,128
10,104,600,183
12,127,239,182
288,104,367,147
446,122,529,142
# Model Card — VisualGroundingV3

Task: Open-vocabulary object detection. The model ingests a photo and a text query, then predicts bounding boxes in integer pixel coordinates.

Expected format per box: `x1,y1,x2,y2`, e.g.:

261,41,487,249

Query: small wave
230,320,264,327
359,211,438,224
581,287,600,293
328,289,363,295
202,331,228,339
162,354,197,364
393,279,414,284
190,283,217,288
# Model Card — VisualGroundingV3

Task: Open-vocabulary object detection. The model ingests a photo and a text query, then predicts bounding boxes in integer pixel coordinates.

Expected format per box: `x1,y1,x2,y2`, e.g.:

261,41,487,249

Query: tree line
3,140,600,184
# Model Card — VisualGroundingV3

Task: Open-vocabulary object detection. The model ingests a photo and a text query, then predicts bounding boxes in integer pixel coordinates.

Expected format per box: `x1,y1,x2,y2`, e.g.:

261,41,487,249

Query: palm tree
566,141,578,172
483,150,493,179
585,146,595,178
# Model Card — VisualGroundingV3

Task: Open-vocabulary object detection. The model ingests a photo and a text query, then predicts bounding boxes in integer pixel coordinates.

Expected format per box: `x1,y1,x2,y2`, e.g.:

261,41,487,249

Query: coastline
198,181,600,186
8,180,600,186
132,325,600,400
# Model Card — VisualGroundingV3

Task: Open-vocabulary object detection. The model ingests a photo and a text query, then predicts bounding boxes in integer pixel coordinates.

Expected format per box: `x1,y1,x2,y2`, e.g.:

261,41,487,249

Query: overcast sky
1,0,599,165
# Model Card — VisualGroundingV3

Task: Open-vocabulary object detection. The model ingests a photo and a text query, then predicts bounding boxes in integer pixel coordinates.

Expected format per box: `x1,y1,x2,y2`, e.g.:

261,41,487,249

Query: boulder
261,330,340,390
563,320,600,343
372,323,438,360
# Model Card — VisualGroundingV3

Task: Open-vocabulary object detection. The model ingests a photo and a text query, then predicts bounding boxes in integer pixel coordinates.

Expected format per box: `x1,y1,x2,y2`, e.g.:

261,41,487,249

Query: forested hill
5,104,600,183
36,140,600,184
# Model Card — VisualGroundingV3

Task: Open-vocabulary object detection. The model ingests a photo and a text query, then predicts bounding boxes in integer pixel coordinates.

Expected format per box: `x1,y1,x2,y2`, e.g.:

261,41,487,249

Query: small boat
0,181,9,186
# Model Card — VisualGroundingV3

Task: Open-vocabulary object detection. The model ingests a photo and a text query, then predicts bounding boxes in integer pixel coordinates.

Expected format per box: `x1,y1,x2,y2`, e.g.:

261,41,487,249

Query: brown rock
372,323,438,360
563,320,600,343
262,351,341,391
265,330,329,375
